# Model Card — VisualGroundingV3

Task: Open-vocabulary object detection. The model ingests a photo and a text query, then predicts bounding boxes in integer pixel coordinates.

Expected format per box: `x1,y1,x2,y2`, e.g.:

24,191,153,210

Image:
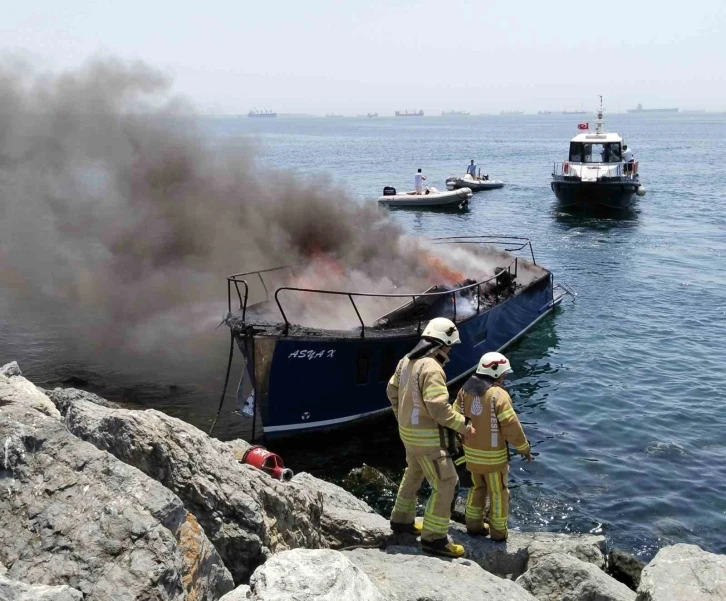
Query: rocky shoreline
2,361,724,600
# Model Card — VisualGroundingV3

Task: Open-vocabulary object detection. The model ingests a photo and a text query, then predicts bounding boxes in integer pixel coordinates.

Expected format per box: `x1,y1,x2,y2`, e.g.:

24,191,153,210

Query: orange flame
425,255,465,285
291,243,346,289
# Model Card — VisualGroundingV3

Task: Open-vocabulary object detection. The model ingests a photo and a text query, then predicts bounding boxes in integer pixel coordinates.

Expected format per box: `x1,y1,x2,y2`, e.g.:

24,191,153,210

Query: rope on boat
209,330,235,436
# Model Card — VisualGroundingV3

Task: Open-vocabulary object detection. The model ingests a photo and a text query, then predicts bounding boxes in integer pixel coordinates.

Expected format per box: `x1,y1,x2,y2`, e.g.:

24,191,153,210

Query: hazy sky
3,0,725,114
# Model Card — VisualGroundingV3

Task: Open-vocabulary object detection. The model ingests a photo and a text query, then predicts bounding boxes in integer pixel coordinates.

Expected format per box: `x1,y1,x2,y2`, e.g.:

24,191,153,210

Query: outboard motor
383,186,397,196
242,446,294,481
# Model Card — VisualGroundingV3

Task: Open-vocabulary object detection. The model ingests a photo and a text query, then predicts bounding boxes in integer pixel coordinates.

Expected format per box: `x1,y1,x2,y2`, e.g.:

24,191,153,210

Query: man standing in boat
466,159,477,178
387,317,475,558
414,168,427,194
453,352,532,541
623,144,634,174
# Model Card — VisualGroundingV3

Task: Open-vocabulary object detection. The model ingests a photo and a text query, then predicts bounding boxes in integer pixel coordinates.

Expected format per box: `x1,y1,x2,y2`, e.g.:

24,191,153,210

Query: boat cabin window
606,143,622,162
571,142,622,163
569,142,583,162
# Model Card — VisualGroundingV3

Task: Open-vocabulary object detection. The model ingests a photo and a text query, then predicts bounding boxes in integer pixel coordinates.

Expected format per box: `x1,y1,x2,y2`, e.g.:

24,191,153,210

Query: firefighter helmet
476,352,512,378
421,317,461,346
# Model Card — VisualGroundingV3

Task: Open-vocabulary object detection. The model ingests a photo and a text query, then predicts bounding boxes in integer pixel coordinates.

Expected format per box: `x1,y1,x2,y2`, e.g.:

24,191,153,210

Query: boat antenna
596,95,604,134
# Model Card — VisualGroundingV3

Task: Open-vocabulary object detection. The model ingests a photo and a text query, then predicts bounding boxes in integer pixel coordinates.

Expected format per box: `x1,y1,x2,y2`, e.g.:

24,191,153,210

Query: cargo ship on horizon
395,110,424,117
248,109,277,118
627,103,678,113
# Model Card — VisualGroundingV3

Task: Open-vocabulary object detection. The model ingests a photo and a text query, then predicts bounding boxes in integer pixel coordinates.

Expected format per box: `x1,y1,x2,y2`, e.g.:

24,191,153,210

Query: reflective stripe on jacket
387,354,465,455
454,375,530,473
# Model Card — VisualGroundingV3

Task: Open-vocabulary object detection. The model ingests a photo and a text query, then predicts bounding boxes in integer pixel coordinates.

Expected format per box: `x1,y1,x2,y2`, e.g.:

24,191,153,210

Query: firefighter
454,351,532,541
387,317,475,558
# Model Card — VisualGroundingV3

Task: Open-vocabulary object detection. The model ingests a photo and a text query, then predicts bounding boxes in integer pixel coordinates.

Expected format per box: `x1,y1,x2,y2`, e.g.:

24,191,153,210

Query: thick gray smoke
0,58,528,386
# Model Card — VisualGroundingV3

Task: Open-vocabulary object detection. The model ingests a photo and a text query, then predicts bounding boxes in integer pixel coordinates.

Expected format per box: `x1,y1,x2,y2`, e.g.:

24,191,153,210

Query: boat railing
553,161,639,180
226,236,535,336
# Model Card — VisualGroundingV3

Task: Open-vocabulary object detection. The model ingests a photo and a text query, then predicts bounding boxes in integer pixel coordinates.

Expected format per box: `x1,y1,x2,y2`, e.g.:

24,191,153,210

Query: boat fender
241,445,294,481
563,161,569,174
636,185,646,197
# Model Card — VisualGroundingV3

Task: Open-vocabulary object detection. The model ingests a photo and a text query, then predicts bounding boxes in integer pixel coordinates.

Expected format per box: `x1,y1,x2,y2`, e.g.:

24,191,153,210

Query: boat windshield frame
226,236,537,337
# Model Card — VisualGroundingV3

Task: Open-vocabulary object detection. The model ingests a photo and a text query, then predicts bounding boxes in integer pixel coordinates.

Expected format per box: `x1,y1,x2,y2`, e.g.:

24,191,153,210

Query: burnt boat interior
225,236,550,339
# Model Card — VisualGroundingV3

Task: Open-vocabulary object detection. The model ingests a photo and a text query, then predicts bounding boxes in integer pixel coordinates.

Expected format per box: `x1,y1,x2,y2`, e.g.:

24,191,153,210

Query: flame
291,243,346,289
424,254,465,285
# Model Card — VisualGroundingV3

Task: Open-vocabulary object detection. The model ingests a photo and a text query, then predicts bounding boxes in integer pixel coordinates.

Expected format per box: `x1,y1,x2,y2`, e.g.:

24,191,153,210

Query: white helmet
421,317,461,346
476,352,512,379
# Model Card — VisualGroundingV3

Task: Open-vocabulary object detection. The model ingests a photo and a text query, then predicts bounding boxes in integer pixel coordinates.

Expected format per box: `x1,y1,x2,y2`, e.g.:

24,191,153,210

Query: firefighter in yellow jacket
386,317,475,558
454,351,532,541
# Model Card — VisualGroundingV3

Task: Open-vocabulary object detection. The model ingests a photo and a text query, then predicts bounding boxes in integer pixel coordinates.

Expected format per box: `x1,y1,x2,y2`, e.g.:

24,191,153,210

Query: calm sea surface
3,113,726,559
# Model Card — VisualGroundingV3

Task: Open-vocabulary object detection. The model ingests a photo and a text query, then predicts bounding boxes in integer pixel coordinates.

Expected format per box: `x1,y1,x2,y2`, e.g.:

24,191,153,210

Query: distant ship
325,114,344,118
627,103,678,113
538,110,553,115
248,109,277,118
442,110,470,116
500,110,524,116
367,113,378,118
395,110,424,117
562,110,587,115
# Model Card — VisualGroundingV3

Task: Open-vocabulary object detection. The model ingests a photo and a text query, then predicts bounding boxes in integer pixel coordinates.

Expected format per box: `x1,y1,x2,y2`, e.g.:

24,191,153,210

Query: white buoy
636,185,646,197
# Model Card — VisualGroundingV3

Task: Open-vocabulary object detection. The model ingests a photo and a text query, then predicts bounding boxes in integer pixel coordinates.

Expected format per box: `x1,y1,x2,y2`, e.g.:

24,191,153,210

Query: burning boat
223,235,572,439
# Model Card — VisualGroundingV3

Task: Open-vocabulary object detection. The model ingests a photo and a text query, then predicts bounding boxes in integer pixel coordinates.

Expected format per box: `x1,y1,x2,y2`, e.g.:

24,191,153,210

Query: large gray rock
50,389,326,584
449,523,606,579
1,373,234,601
517,552,636,601
1,369,60,419
608,549,645,591
0,573,83,601
292,472,392,549
246,549,384,601
345,547,538,601
636,544,726,600
219,585,251,601
1,361,22,378
49,387,120,408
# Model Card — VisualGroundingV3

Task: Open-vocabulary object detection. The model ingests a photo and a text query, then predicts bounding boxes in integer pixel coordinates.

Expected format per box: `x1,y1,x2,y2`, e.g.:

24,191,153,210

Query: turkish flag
578,122,589,130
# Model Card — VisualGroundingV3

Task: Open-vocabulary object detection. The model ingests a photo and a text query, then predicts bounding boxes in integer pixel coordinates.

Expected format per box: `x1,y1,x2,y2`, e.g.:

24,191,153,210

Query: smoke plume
0,58,533,385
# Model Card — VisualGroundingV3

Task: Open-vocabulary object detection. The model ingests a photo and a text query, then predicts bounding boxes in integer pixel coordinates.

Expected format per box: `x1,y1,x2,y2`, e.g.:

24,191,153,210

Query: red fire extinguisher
241,446,294,482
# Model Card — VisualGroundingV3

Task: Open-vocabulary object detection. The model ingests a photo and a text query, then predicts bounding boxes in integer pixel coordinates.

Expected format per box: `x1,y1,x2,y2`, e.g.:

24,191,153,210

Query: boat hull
242,274,557,438
378,188,472,208
551,179,638,210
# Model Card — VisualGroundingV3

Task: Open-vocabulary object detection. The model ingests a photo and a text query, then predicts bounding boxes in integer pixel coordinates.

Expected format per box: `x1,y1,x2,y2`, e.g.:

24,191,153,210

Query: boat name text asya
551,97,645,210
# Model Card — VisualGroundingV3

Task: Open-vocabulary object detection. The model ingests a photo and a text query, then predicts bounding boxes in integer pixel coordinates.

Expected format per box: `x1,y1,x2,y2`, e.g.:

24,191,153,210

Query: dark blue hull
241,274,556,438
551,179,638,211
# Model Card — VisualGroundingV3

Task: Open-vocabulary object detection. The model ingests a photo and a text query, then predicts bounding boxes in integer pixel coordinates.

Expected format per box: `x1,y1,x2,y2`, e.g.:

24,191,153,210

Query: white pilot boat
551,97,646,210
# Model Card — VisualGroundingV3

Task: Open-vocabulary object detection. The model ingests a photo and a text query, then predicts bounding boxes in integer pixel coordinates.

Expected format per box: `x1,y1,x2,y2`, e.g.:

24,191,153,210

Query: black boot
390,520,422,535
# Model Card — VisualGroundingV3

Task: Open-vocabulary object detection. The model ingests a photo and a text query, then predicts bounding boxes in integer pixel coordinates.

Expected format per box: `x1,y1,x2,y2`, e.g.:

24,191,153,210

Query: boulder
1,368,60,419
608,549,645,591
345,546,538,601
1,361,22,378
49,387,120,409
1,379,234,601
636,544,726,600
219,585,251,600
448,522,606,578
0,573,83,601
516,552,636,601
292,472,392,549
50,389,326,584
246,549,384,601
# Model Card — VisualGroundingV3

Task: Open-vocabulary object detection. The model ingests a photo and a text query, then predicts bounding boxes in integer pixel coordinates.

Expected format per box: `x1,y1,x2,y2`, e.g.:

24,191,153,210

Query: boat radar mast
595,95,604,134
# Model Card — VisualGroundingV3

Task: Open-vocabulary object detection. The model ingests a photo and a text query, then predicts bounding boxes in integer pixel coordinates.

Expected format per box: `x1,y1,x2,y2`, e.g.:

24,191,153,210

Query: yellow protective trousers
465,467,510,540
390,449,458,542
